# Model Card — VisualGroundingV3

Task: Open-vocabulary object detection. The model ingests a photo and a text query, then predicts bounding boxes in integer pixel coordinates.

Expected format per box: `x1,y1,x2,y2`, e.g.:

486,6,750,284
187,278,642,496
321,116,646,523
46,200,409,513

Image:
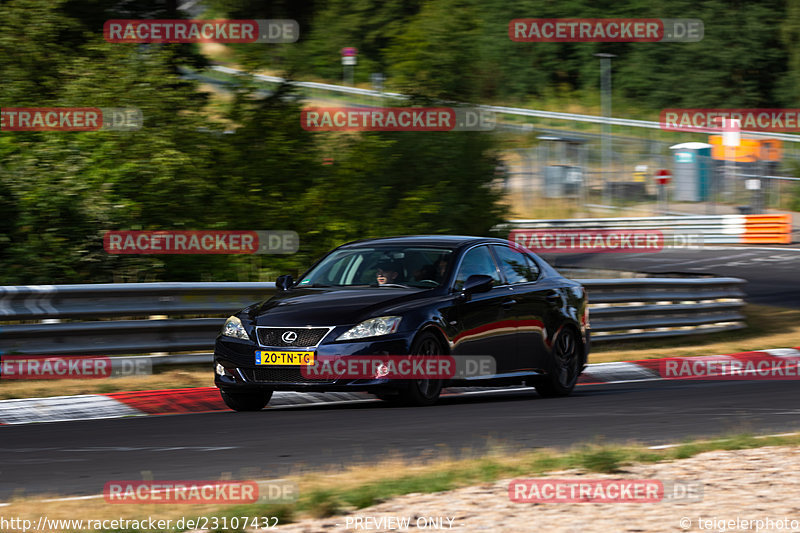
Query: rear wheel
393,332,444,406
220,389,273,411
535,328,581,398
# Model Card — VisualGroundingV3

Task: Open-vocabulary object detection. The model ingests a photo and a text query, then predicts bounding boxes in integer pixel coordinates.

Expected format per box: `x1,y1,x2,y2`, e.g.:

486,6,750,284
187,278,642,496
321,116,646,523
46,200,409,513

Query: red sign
655,169,671,185
341,47,358,57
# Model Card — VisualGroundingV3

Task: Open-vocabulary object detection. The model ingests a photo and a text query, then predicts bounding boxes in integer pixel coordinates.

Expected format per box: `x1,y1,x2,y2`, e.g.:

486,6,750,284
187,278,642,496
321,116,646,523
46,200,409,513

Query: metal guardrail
585,277,746,341
209,65,800,143
0,282,277,320
0,279,746,363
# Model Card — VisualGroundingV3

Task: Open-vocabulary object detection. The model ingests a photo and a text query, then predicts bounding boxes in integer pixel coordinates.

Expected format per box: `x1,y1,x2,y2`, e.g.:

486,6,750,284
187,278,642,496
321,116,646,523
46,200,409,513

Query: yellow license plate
256,351,315,366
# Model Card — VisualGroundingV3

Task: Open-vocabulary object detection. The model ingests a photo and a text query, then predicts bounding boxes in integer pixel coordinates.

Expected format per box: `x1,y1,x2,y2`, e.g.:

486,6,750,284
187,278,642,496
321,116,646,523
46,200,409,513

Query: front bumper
214,332,414,393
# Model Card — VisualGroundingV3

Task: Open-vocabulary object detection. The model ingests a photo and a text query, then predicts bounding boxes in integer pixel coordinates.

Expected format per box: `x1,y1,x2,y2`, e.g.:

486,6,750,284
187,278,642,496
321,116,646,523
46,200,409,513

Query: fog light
216,363,236,378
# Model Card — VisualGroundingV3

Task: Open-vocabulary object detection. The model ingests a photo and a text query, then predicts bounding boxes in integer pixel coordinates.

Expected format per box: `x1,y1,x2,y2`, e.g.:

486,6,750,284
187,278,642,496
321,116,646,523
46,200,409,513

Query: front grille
241,367,334,384
256,327,331,348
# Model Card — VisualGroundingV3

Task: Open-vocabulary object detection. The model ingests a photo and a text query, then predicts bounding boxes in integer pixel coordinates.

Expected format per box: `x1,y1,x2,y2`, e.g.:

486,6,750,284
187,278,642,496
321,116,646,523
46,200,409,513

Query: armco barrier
0,279,746,361
0,282,276,320
585,278,746,341
497,214,792,245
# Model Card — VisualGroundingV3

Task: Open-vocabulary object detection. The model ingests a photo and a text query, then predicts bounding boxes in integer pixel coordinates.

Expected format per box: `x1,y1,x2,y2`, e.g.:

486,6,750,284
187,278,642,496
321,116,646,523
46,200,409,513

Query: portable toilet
669,142,713,202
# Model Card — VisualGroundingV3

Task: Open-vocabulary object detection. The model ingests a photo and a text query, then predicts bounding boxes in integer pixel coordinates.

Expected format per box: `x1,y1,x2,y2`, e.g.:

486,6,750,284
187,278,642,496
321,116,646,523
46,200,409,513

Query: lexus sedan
214,235,589,410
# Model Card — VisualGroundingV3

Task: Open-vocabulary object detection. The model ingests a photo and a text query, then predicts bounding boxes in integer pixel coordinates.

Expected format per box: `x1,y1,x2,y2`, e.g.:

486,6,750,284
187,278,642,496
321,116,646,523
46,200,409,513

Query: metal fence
205,65,800,215
0,279,746,365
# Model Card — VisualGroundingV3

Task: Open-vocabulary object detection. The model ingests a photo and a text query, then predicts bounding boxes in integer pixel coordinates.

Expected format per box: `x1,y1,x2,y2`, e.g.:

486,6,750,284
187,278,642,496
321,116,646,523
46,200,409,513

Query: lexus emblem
282,331,298,344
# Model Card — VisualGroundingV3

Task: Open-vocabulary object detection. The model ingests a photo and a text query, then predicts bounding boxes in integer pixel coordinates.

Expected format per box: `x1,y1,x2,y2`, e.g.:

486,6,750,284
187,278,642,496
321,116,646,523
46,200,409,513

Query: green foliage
215,0,795,109
385,0,483,100
13,0,798,285
573,445,626,473
781,0,800,105
0,0,507,284
306,489,342,518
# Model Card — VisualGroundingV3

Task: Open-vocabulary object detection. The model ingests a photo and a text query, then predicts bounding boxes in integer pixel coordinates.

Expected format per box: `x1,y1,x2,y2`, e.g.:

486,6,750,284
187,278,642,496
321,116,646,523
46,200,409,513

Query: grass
4,431,800,531
2,305,798,400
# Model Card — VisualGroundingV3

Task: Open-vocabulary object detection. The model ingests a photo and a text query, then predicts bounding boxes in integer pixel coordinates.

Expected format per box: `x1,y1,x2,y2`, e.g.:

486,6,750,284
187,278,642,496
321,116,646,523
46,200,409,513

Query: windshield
297,247,454,288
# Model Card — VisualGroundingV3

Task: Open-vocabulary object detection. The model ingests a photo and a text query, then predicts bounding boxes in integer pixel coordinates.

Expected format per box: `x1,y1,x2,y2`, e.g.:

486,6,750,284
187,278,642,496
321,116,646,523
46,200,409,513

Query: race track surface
2,379,799,500
543,246,800,307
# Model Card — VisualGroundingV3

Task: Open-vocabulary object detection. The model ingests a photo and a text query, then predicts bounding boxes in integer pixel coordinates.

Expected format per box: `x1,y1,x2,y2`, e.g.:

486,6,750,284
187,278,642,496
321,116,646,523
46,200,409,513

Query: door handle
502,299,517,309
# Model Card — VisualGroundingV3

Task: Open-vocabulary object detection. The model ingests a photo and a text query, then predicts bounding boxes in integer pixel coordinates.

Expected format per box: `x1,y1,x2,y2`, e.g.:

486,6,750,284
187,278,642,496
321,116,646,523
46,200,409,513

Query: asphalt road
2,379,800,500
542,246,800,308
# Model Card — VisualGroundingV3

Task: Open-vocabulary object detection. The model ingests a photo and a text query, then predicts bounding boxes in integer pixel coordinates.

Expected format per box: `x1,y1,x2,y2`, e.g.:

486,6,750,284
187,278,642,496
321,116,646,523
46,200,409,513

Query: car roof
338,235,510,249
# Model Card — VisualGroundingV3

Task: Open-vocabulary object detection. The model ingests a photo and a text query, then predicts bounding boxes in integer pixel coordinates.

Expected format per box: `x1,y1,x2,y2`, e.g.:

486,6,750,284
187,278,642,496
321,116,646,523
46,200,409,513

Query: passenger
434,257,449,282
413,264,437,283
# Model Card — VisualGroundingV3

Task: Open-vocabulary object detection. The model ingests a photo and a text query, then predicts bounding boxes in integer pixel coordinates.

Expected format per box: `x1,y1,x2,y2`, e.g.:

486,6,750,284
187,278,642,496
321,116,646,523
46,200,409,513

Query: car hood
247,287,426,326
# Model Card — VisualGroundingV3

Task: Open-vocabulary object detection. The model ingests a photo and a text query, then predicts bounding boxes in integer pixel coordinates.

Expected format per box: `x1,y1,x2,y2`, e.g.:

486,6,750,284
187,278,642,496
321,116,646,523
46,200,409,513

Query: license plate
255,351,315,366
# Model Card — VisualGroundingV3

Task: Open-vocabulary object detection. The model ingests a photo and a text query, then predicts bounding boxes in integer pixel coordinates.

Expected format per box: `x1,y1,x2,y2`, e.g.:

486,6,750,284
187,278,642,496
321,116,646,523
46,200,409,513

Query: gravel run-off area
270,446,800,533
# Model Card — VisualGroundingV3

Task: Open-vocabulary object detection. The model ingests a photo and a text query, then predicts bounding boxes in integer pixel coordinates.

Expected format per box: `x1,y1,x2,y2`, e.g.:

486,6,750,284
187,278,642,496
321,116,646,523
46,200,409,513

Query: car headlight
337,316,402,341
221,316,250,340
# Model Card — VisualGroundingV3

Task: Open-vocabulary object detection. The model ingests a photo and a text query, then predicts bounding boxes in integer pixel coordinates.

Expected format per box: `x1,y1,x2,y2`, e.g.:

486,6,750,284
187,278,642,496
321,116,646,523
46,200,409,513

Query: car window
454,246,501,290
492,245,538,284
524,254,541,281
299,247,454,288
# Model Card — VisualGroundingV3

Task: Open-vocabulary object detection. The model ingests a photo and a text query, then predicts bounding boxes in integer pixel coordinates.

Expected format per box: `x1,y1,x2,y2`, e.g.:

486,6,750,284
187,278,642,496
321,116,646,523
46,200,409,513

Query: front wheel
394,332,444,406
535,328,581,398
220,389,273,411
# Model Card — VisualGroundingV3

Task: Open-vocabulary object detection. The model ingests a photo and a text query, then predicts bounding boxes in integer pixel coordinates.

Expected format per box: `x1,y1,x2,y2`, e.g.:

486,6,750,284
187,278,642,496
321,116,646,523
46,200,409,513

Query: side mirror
462,274,494,295
276,275,294,291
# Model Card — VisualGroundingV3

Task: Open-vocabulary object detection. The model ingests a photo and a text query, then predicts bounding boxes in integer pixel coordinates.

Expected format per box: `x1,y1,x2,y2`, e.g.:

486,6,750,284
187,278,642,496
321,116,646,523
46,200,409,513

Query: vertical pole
595,54,616,207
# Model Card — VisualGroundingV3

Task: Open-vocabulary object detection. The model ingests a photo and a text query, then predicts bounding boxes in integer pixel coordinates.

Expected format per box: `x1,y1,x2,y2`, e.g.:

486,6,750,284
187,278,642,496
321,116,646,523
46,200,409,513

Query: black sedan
214,235,589,410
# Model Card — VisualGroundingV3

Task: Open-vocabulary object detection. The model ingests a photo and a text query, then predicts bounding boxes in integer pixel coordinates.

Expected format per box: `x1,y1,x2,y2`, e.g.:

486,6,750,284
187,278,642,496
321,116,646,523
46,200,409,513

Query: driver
376,260,402,285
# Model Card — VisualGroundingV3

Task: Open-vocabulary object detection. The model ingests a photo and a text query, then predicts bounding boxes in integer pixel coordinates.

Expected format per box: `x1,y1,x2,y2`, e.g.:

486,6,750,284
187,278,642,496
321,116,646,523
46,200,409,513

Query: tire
394,332,444,407
220,389,273,411
535,327,581,398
